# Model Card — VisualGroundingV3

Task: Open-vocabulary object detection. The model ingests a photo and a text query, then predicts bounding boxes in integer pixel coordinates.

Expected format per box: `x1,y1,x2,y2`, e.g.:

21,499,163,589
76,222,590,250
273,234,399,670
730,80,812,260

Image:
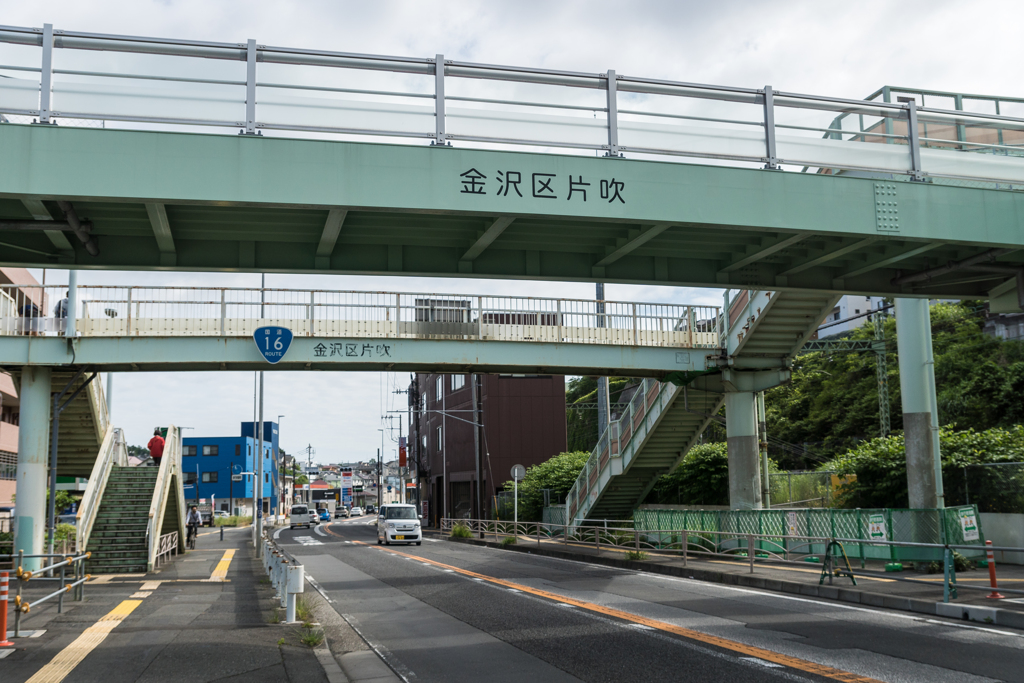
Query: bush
827,425,1024,510
644,443,732,506
450,523,472,539
625,550,648,561
500,535,517,546
499,451,590,522
214,515,253,527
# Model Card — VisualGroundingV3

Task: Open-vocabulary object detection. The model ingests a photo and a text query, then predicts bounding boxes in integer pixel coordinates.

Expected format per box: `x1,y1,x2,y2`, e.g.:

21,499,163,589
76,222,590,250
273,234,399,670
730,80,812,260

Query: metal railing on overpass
0,285,721,349
1,24,1023,187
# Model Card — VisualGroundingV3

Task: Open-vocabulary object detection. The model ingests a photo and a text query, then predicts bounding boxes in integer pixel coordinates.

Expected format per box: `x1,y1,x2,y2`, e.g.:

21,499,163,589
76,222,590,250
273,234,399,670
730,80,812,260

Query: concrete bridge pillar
895,298,944,509
14,366,52,570
725,391,762,510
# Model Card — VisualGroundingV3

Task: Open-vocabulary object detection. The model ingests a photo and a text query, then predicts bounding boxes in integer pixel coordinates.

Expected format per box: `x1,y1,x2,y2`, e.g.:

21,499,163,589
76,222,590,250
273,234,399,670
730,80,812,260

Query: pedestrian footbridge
0,285,722,376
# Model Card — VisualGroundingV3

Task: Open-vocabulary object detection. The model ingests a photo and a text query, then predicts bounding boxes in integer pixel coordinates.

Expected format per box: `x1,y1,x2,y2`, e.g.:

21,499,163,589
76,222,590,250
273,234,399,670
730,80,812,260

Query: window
202,445,218,456
436,376,443,402
855,309,860,315
235,444,241,456
183,445,197,457
202,471,218,483
265,473,269,483
451,375,465,391
436,426,442,451
183,471,197,484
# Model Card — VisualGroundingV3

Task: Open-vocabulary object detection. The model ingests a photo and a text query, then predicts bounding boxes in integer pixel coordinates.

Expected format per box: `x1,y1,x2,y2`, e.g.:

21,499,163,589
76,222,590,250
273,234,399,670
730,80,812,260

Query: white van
290,504,311,530
377,503,422,546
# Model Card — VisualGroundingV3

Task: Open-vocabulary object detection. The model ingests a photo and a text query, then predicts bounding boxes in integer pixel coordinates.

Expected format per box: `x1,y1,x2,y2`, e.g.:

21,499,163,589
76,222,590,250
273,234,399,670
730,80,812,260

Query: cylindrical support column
726,391,762,511
895,298,943,509
105,372,113,418
757,391,770,508
65,270,78,338
15,366,52,571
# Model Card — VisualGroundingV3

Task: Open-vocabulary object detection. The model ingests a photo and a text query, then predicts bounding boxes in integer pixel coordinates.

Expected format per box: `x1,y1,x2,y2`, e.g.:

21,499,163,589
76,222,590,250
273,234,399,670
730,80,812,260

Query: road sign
959,508,980,541
511,464,526,482
868,513,888,543
231,474,243,482
253,325,293,364
387,486,392,492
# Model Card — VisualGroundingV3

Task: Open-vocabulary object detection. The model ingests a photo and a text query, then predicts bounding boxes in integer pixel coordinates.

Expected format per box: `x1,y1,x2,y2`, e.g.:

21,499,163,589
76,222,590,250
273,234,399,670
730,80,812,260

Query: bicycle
187,524,198,550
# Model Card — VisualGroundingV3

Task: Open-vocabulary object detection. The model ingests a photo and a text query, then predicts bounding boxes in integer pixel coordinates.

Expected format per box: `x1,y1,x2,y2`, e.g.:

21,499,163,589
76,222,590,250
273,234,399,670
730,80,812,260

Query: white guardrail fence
0,285,721,349
1,24,1023,186
261,531,304,623
442,518,1024,604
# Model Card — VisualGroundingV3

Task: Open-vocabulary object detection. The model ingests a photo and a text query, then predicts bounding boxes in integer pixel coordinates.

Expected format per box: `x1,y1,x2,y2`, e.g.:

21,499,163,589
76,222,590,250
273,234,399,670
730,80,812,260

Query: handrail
2,23,1023,187
146,425,184,571
75,425,124,552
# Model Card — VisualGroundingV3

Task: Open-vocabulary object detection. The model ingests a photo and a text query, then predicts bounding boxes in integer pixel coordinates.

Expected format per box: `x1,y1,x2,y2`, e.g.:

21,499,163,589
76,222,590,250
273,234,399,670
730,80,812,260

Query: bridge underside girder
0,125,1021,308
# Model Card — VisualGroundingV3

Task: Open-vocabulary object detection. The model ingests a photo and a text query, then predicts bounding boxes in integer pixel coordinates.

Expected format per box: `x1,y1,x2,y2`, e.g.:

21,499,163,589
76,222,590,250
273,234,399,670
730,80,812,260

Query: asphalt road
278,519,1024,683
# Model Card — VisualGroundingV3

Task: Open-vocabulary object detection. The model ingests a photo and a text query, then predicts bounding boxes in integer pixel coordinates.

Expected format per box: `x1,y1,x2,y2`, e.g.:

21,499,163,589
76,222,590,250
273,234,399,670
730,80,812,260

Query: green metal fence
634,506,986,562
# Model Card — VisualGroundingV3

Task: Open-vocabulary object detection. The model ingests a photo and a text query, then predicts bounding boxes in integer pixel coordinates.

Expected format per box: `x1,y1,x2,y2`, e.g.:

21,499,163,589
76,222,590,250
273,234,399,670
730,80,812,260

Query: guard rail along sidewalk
75,425,127,553
1,23,1023,187
0,550,90,638
261,530,304,623
443,512,1015,605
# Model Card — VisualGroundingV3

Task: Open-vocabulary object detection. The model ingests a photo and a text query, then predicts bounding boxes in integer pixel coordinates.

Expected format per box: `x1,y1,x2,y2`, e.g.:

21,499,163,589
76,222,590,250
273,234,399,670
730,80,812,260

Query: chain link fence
768,471,839,508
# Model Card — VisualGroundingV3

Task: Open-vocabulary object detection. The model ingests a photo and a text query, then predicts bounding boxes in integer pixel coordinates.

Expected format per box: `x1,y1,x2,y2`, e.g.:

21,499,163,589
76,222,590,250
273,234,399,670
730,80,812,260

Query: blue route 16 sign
253,326,293,364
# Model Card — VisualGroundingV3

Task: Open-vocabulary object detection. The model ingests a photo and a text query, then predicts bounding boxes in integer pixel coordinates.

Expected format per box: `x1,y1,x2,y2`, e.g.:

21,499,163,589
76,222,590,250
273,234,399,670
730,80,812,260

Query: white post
65,270,78,338
514,478,518,538
14,366,52,571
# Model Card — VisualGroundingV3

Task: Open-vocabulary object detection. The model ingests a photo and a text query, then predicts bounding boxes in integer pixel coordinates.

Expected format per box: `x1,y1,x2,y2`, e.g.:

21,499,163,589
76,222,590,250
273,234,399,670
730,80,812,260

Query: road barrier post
0,572,13,646
985,540,1004,599
682,530,688,568
748,534,755,573
279,559,288,608
286,563,304,623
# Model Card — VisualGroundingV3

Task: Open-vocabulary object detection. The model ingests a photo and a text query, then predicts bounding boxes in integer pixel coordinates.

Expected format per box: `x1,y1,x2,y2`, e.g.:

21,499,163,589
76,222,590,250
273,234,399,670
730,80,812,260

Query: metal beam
459,216,515,270
719,233,808,275
0,335,714,378
776,237,876,278
20,199,74,255
144,203,176,266
594,222,672,268
315,208,348,270
837,242,943,280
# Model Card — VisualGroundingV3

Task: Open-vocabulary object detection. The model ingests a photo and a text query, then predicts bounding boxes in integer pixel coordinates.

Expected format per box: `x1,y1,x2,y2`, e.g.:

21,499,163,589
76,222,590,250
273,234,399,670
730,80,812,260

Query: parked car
308,509,320,525
213,511,230,520
335,507,350,518
289,504,311,530
318,508,331,522
350,506,363,517
377,503,422,546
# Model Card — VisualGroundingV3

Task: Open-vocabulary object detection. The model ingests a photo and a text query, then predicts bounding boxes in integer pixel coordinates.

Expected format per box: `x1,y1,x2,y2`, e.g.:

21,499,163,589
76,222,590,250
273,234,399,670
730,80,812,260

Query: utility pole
255,273,265,556
472,373,481,521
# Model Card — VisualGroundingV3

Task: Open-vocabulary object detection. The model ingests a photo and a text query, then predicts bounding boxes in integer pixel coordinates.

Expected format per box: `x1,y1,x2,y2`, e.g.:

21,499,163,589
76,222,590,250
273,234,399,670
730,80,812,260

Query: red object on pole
985,540,1004,599
0,571,13,646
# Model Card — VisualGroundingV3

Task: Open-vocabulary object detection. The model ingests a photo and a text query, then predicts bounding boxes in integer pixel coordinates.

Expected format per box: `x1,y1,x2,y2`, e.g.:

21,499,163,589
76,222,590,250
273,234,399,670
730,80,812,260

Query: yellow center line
24,599,143,683
355,540,883,683
208,549,235,582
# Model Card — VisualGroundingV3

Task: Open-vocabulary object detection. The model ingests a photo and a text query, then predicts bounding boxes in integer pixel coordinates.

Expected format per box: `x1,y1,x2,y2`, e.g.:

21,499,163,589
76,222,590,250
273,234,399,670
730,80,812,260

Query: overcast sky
5,1,1023,462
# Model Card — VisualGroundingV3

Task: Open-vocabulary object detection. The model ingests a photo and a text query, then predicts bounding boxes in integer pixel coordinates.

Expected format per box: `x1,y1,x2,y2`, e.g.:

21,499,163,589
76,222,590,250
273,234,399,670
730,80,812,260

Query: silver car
377,504,422,546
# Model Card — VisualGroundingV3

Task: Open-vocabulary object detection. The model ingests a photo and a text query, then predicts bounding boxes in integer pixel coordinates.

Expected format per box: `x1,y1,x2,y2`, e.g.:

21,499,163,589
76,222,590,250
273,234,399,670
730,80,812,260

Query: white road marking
0,649,14,659
273,527,284,540
295,536,323,546
740,657,784,668
314,524,328,537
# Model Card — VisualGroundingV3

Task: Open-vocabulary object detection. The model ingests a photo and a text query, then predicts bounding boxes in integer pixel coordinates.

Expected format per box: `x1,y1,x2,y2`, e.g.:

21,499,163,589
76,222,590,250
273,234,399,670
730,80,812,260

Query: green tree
500,451,590,521
827,425,1024,511
644,443,732,506
766,302,1024,467
566,377,642,452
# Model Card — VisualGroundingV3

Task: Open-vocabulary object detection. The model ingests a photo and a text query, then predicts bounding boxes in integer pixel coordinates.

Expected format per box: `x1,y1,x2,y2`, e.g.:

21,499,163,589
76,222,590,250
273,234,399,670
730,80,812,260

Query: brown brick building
409,373,566,525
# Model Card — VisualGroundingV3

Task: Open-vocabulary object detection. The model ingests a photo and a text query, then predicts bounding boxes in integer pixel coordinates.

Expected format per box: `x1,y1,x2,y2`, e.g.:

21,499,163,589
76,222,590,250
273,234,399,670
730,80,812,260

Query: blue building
182,421,279,516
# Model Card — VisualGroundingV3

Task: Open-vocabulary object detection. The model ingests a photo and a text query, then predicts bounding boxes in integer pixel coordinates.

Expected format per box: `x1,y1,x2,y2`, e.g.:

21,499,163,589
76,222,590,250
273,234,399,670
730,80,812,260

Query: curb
443,535,1024,630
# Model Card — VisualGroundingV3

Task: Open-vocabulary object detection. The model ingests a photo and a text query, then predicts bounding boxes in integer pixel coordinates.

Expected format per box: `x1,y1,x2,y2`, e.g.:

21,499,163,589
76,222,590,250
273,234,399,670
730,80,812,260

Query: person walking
148,428,165,468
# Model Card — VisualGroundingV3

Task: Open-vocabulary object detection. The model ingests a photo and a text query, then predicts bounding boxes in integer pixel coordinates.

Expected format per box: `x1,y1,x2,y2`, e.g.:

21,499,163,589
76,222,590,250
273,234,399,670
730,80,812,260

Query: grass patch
625,550,649,561
214,515,253,527
450,523,472,539
278,638,286,646
297,623,324,648
500,535,518,547
295,594,314,623
267,609,281,624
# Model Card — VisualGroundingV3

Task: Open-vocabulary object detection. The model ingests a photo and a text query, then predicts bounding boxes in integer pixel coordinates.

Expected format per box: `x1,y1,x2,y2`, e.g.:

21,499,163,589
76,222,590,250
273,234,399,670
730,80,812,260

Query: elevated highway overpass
2,22,1021,547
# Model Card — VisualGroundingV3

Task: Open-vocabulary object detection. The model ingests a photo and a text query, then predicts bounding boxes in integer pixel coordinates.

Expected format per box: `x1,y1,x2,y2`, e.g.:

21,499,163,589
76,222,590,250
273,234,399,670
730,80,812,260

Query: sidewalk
1,526,395,683
433,529,1024,629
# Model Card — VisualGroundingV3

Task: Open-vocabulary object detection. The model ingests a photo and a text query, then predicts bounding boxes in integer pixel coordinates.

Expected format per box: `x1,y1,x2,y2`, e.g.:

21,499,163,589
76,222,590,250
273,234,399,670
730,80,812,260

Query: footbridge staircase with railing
567,288,840,523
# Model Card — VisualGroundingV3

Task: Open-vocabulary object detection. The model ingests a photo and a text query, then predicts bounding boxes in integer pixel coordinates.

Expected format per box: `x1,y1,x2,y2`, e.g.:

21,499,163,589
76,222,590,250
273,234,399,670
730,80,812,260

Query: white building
818,295,886,336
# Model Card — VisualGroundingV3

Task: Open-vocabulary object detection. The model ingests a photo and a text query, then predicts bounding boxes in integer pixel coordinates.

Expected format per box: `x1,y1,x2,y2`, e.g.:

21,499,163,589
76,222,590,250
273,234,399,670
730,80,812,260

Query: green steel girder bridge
1,22,1023,551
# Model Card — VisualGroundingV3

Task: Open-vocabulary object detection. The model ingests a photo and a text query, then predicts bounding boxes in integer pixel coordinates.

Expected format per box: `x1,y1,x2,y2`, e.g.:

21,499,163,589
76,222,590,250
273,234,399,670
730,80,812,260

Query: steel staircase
85,466,159,574
567,289,840,524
